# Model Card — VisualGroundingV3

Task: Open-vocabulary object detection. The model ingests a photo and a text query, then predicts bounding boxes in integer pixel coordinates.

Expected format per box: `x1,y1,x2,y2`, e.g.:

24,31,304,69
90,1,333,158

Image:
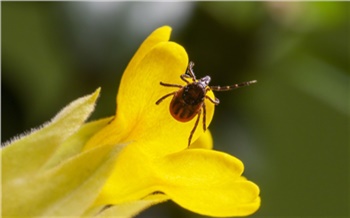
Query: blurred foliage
2,2,349,217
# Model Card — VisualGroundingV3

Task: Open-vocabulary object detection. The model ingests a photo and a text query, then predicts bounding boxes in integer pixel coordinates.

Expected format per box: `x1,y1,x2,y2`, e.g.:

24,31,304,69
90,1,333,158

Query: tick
155,61,256,147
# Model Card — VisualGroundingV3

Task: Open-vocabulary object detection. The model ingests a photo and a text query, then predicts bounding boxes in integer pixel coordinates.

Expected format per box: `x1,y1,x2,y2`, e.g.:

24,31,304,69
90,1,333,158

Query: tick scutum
182,83,206,105
170,83,205,122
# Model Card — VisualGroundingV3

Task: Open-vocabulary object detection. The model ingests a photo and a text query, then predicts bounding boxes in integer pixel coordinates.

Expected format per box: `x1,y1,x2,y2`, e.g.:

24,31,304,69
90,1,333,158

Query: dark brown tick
156,61,257,147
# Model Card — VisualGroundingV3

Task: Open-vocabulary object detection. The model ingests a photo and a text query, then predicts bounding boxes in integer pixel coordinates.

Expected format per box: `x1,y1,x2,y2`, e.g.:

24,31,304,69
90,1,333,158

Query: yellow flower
1,26,260,218
85,26,260,217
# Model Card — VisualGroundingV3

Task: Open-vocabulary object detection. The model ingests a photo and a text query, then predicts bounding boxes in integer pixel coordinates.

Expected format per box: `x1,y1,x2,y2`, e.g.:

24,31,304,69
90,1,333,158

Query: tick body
170,82,206,122
156,61,256,147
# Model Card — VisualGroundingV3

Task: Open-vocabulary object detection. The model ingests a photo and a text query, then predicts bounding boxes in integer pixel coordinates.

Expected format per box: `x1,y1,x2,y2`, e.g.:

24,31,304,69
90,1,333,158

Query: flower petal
85,40,216,154
2,88,100,180
96,147,259,217
155,149,260,217
118,26,172,96
119,44,216,153
94,142,158,205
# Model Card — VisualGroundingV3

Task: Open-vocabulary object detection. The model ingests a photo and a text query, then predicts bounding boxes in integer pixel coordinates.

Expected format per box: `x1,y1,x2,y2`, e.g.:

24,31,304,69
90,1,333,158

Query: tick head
198,76,211,88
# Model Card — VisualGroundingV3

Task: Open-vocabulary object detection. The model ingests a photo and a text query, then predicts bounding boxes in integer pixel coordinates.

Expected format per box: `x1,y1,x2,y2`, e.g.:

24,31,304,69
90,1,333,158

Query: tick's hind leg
202,102,207,131
188,109,201,147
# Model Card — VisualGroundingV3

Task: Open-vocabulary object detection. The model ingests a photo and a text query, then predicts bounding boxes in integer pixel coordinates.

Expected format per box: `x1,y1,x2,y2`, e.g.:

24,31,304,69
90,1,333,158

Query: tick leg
188,109,201,147
202,102,207,131
155,91,177,105
210,80,257,91
187,61,197,81
205,95,220,105
160,82,183,88
180,74,192,84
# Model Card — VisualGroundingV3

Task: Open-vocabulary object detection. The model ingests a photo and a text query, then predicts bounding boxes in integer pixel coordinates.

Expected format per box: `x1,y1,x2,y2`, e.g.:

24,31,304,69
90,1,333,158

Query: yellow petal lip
97,142,260,217
158,149,244,182
154,149,260,217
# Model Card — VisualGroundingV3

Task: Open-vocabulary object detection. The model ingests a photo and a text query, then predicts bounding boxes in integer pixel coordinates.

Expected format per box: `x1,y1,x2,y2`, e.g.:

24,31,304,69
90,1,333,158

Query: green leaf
2,88,100,180
41,117,113,170
2,142,124,217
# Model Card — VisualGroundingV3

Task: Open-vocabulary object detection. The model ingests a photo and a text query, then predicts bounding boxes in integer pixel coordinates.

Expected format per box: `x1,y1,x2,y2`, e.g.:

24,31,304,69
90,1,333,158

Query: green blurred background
2,2,349,217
